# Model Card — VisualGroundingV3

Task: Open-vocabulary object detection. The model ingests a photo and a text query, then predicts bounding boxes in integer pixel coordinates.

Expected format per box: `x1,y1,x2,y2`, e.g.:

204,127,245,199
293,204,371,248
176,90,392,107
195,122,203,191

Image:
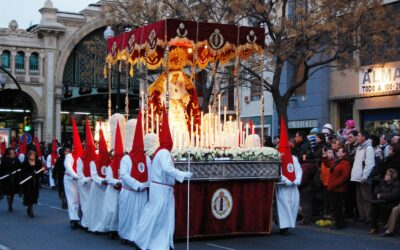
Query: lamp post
103,26,122,113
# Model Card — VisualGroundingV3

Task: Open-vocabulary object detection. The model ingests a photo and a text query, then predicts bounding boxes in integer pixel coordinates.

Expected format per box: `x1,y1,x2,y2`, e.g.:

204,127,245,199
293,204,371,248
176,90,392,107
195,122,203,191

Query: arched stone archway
56,18,111,86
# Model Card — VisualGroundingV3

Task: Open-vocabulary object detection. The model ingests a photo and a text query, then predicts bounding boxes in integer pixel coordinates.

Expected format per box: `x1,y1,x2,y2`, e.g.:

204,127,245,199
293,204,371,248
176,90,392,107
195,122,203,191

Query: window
339,101,353,128
250,78,262,101
15,51,25,71
1,50,11,69
29,52,39,71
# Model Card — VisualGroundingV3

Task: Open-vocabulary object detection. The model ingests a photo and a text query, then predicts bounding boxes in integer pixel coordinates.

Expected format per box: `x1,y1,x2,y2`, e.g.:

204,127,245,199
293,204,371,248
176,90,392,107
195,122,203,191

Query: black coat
0,157,21,195
381,154,400,177
295,139,313,164
20,160,42,206
373,180,400,207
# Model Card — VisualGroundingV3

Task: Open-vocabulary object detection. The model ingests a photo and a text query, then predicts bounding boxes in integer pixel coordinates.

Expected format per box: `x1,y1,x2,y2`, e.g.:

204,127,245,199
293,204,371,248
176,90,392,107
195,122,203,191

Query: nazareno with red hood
119,111,151,242
134,106,193,250
64,115,83,229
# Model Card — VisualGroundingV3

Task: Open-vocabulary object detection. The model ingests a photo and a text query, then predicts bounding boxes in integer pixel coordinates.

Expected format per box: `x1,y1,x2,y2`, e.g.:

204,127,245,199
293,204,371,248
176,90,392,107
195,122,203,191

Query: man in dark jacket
369,168,400,234
295,131,315,225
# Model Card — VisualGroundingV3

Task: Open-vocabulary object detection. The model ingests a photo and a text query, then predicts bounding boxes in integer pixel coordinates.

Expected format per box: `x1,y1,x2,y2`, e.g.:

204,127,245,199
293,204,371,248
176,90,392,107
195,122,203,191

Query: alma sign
359,66,400,94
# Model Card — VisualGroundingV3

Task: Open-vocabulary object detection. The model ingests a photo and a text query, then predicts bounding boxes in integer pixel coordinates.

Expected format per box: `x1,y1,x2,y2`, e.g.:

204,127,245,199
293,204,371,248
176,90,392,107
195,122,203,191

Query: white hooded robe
64,153,80,221
134,149,188,250
276,155,303,229
102,166,121,232
118,155,151,241
87,161,107,232
76,158,92,228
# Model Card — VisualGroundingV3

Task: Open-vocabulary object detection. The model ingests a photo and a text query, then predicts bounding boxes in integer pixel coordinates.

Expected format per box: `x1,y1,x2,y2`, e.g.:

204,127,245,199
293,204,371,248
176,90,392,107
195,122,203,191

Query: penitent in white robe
276,156,303,229
64,153,80,221
46,155,56,187
76,158,92,228
102,166,121,232
87,162,107,232
135,149,188,250
118,155,151,242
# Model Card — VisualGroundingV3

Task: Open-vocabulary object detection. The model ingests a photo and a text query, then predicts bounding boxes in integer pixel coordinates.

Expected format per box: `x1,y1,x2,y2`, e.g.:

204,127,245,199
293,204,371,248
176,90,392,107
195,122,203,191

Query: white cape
135,149,187,250
63,153,80,221
276,156,303,229
102,166,120,232
87,162,107,232
77,158,92,228
118,155,150,241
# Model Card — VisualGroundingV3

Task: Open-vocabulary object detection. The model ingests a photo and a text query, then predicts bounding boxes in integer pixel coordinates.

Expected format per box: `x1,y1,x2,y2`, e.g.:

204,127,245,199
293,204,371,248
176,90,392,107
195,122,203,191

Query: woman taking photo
20,149,45,217
323,145,351,229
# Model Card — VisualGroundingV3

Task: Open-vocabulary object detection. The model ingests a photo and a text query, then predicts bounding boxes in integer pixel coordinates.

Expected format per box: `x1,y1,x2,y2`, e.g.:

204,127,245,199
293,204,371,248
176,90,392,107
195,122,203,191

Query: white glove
138,184,148,192
185,172,193,179
294,179,301,186
284,179,293,186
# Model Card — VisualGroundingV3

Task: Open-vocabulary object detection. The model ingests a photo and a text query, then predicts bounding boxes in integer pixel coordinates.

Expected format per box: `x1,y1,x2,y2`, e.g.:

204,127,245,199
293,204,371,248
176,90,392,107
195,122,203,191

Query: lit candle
246,123,249,143
156,114,159,136
190,116,194,147
224,106,227,130
150,103,154,133
195,124,199,147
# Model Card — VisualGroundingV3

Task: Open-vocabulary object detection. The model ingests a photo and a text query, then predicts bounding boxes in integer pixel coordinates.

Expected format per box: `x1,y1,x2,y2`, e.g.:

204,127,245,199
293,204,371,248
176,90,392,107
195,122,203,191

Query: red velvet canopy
106,19,265,70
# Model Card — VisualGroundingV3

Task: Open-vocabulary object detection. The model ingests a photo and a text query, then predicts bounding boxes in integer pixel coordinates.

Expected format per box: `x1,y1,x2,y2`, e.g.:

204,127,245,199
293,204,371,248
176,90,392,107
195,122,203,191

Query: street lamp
103,26,115,40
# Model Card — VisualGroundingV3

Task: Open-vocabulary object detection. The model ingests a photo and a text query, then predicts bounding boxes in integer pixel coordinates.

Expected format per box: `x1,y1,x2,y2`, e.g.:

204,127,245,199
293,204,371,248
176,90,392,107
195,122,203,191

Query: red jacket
323,158,351,192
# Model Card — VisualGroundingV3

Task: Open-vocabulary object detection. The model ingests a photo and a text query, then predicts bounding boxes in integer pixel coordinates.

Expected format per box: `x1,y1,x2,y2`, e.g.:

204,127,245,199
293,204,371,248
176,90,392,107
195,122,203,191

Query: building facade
0,0,129,143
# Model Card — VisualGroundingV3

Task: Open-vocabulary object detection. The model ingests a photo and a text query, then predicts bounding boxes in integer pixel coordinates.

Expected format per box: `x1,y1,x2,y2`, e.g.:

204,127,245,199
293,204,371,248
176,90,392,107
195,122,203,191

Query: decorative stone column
25,51,31,82
33,115,44,141
39,54,45,82
45,49,55,142
55,92,62,142
10,50,16,74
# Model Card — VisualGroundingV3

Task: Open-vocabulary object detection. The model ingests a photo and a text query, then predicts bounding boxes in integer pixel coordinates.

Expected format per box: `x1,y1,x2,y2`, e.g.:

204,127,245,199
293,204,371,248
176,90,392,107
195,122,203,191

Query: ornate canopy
106,19,265,70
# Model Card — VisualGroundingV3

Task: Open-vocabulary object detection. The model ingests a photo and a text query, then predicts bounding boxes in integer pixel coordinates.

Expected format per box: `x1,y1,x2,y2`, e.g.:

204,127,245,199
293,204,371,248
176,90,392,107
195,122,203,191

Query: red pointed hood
71,115,83,172
19,133,27,155
96,127,110,178
110,122,124,178
82,117,97,177
129,111,148,182
157,106,173,153
33,136,43,158
50,137,58,166
278,116,295,182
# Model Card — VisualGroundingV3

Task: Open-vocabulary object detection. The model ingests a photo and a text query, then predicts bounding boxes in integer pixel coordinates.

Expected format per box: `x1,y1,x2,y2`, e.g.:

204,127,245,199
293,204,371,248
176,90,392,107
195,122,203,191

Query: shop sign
359,66,400,94
288,119,318,129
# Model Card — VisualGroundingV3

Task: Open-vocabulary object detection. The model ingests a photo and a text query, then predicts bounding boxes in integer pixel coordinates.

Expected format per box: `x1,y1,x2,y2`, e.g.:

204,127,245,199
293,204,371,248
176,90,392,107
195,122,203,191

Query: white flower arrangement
172,147,281,162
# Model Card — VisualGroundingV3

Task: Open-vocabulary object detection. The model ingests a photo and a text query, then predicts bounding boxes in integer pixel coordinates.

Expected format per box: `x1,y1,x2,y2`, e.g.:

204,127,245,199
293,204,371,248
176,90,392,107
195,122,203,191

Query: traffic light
24,116,32,132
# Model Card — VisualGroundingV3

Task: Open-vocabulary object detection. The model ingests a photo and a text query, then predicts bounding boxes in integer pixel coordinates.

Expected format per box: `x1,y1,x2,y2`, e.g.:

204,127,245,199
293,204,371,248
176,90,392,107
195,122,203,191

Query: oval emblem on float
211,188,233,220
287,163,294,173
138,162,145,173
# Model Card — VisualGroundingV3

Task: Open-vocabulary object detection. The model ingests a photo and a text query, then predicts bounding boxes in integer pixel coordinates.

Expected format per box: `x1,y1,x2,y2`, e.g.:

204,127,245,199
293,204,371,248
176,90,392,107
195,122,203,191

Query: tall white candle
150,104,154,133
156,114,159,136
190,116,194,147
224,106,227,131
195,124,199,147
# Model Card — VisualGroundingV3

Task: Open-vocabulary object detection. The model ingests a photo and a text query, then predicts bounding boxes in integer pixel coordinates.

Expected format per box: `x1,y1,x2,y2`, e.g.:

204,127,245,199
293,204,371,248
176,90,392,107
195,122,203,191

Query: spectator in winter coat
294,131,313,164
380,134,391,161
345,130,359,165
351,131,375,222
369,169,400,234
313,133,326,168
381,143,400,177
325,146,351,229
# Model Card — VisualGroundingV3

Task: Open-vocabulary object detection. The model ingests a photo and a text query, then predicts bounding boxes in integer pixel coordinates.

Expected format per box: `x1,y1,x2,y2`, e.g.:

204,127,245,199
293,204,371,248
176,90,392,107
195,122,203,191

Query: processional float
103,19,280,238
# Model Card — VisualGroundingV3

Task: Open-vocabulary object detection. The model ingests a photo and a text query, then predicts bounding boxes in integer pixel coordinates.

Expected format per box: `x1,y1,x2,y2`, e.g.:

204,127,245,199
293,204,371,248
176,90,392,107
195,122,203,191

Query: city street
0,188,399,250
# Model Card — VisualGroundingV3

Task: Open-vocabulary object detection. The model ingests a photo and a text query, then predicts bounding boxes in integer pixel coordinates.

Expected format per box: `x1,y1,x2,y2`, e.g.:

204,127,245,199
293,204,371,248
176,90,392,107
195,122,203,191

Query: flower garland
172,147,281,162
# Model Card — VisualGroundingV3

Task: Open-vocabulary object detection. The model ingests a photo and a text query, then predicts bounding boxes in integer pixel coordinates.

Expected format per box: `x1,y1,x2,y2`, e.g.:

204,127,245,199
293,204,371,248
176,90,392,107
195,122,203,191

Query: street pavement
1,188,399,250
